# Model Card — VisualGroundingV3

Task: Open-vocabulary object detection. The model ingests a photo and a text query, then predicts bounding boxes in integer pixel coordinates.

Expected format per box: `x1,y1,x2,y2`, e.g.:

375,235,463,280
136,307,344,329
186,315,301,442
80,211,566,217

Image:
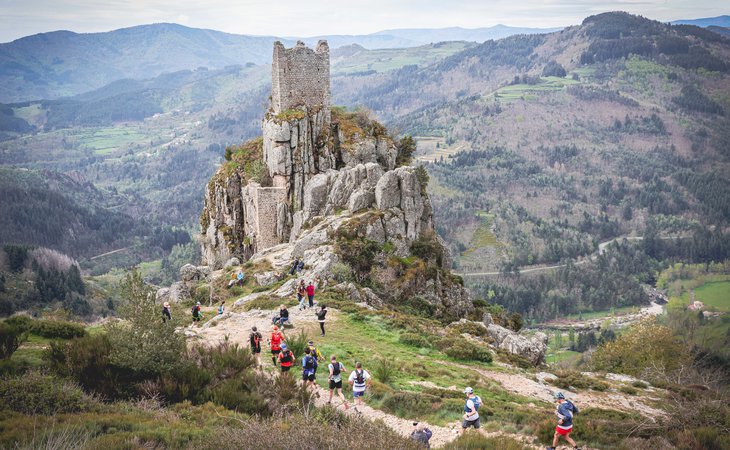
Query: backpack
566,400,579,414
472,396,481,411
251,332,261,348
271,332,282,349
280,350,292,364
308,346,319,366
304,355,315,370
191,305,198,317
355,369,365,384
332,362,341,376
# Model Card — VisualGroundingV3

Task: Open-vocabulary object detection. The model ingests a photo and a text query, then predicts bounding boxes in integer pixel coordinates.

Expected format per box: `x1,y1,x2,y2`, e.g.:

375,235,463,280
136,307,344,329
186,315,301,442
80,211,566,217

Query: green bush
632,380,649,389
449,321,489,337
381,391,442,419
0,321,28,359
619,385,638,395
286,330,309,359
4,315,33,332
372,357,396,384
32,319,86,339
399,332,431,348
443,339,493,363
553,370,609,391
0,371,95,414
442,433,526,450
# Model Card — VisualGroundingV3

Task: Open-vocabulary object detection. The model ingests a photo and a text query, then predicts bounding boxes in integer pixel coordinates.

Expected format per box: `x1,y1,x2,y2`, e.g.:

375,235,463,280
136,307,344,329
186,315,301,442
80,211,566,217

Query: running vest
270,332,282,350
279,350,293,366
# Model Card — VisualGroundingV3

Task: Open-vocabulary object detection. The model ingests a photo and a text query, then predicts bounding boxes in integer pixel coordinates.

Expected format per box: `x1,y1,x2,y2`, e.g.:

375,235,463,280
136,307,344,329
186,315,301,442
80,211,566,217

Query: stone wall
271,40,330,113
253,186,287,250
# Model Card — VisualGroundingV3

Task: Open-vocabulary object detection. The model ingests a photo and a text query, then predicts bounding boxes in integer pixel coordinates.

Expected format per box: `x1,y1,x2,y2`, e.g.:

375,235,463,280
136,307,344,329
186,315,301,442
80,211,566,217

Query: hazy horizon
1,0,728,44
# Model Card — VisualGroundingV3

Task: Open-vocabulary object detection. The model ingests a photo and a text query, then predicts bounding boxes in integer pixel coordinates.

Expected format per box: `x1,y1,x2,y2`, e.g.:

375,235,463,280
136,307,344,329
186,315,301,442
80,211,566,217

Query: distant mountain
672,15,730,28
371,25,562,44
708,26,730,37
0,22,561,103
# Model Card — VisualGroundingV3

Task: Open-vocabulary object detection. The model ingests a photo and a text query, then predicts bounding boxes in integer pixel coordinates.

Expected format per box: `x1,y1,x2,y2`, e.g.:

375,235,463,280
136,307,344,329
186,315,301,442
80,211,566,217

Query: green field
78,127,148,154
489,76,580,103
694,280,730,312
332,42,472,75
564,305,640,321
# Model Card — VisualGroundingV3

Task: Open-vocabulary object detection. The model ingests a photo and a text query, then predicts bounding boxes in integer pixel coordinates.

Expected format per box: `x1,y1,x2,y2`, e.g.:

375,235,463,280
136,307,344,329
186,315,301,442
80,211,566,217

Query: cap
554,392,565,400
252,326,257,332
463,387,473,394
196,302,201,305
308,340,314,345
281,343,287,349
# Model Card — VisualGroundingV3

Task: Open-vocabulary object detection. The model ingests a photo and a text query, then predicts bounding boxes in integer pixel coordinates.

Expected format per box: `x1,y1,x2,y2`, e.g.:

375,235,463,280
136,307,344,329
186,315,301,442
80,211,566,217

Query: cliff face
200,41,472,319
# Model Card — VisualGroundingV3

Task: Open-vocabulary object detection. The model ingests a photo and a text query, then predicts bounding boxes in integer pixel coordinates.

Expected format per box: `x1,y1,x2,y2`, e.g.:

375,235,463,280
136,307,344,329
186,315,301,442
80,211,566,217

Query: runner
410,422,433,449
249,326,262,366
327,355,349,410
277,343,295,373
348,361,371,410
218,301,225,315
316,304,327,336
301,347,317,388
461,387,483,435
547,392,581,450
307,339,324,376
269,325,285,366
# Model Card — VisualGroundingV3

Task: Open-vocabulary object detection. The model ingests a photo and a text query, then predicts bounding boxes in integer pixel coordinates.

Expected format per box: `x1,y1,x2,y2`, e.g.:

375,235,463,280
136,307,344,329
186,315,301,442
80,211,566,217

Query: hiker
410,422,433,449
296,259,304,273
307,339,324,376
162,301,172,322
289,258,300,275
327,355,349,410
316,304,327,336
227,272,236,288
218,301,225,315
249,326,262,366
306,281,316,308
461,387,483,434
277,343,295,372
273,304,290,327
348,361,371,409
296,280,307,310
191,302,203,323
236,269,245,287
269,325,285,366
547,392,581,450
302,347,317,388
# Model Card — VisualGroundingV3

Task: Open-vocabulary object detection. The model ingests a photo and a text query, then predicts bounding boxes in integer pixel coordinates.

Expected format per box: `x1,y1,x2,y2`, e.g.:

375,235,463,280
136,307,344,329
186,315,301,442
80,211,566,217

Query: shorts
251,347,261,354
556,426,572,436
192,316,201,322
271,349,280,356
462,417,480,429
329,379,342,390
353,390,365,398
281,365,291,372
303,372,315,382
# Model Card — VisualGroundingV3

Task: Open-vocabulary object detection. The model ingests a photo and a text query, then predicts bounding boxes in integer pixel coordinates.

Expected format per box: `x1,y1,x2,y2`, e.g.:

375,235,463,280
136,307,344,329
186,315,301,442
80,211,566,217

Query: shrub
443,340,493,363
32,319,86,339
632,380,649,389
372,357,396,384
0,371,95,414
399,332,431,348
0,321,28,359
442,433,526,450
553,370,609,391
449,321,488,337
381,391,441,419
619,385,638,395
285,330,309,359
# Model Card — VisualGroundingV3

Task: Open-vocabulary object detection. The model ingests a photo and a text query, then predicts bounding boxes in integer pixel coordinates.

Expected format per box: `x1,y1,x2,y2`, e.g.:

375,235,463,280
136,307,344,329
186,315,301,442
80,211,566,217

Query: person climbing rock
306,281,315,308
348,361,371,410
461,387,482,434
236,269,245,286
289,258,300,276
316,304,327,336
301,347,317,388
327,355,348,410
191,302,203,324
547,392,581,450
277,343,295,373
249,326,262,366
269,325,285,366
218,301,225,315
162,302,172,322
410,422,433,449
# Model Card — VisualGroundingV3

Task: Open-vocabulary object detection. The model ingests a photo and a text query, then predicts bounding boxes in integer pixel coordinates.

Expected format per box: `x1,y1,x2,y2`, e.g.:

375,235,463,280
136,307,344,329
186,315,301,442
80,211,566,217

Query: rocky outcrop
487,323,548,365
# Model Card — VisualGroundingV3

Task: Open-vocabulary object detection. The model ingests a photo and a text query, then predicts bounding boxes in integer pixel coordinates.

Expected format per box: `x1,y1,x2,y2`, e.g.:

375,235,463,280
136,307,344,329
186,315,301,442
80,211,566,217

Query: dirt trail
189,292,624,449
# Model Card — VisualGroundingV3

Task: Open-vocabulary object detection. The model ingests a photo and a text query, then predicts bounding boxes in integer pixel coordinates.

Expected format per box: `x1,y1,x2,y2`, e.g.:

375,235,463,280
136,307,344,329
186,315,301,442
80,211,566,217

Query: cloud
0,0,728,43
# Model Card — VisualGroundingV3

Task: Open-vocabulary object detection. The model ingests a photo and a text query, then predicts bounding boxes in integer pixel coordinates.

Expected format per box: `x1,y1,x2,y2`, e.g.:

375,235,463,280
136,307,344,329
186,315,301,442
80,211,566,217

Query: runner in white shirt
348,361,371,410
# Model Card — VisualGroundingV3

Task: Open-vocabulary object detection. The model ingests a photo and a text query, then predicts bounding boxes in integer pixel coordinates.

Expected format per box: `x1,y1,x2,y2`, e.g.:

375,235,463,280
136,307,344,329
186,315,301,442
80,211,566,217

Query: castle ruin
271,40,330,114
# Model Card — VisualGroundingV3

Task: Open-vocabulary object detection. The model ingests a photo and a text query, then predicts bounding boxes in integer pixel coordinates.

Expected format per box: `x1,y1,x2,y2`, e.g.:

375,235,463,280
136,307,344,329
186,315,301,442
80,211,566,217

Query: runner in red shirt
306,282,315,308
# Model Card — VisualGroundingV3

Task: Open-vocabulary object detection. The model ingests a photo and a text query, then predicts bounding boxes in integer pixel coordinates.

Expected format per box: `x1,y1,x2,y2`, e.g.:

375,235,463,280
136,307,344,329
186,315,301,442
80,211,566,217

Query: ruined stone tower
271,40,330,113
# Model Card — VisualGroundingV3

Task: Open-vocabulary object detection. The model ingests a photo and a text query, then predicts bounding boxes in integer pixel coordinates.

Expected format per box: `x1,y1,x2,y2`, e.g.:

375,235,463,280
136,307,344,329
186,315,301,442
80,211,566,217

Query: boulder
487,324,548,365
224,257,241,268
168,282,190,303
156,287,170,304
254,271,282,287
179,264,210,283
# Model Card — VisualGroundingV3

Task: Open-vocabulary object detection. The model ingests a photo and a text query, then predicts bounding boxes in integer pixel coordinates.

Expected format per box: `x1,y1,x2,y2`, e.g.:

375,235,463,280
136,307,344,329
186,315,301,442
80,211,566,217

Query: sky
0,0,728,43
